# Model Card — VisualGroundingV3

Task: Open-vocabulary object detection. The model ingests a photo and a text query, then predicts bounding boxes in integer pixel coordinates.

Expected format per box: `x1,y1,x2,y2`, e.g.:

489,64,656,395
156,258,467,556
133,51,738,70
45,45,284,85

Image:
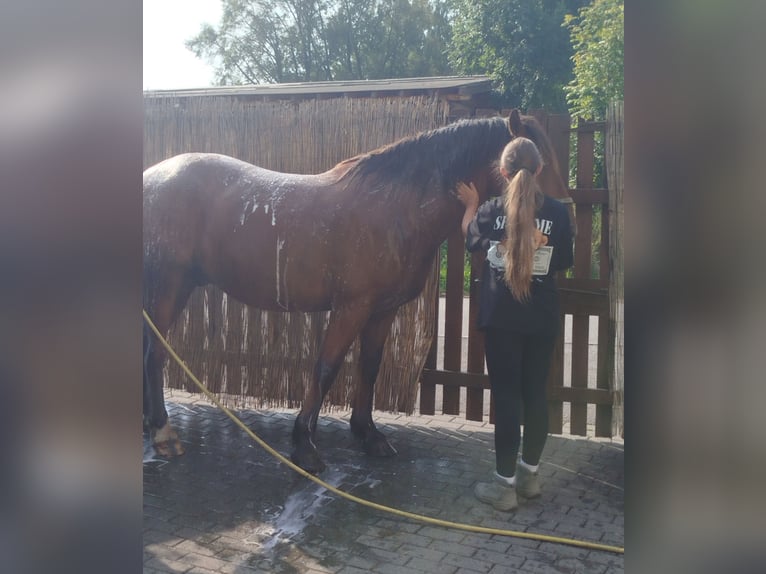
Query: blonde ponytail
498,138,544,302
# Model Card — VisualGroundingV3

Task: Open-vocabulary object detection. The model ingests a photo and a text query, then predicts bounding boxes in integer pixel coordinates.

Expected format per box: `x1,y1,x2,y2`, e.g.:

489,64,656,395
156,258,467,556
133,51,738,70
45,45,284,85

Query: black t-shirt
465,195,574,334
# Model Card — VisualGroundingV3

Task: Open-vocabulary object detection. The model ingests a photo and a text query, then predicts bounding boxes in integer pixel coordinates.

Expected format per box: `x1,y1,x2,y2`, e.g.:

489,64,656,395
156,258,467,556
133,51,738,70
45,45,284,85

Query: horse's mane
339,117,512,198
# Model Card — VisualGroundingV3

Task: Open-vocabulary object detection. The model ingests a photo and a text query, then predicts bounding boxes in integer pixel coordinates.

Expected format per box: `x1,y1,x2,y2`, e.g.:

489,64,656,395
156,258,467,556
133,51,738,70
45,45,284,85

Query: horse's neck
414,188,463,251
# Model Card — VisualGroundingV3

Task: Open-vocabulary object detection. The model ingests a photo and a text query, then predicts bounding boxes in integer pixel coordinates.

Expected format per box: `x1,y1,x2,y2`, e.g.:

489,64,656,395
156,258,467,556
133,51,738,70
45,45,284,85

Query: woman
457,137,573,511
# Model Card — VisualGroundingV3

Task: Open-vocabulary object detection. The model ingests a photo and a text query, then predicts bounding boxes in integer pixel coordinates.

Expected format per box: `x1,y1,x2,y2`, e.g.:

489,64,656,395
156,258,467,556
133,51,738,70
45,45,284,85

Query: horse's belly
208,244,333,313
227,286,332,313
210,262,333,313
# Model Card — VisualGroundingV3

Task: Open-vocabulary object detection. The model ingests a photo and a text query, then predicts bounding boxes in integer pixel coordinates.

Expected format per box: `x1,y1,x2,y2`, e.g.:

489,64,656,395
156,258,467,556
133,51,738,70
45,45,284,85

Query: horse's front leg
291,304,372,474
350,309,398,458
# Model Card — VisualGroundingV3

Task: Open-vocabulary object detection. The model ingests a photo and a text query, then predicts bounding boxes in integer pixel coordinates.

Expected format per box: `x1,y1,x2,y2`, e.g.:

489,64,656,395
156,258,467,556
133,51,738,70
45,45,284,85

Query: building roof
143,76,494,99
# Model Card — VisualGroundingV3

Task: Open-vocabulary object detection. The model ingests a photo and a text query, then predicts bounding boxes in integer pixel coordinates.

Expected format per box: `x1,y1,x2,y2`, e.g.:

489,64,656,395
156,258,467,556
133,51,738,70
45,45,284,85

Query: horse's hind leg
350,309,398,457
144,269,196,457
292,304,372,473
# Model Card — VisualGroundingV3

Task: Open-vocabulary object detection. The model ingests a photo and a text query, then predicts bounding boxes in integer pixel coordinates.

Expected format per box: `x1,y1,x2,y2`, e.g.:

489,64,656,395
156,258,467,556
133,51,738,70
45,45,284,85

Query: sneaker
516,464,541,499
474,475,518,511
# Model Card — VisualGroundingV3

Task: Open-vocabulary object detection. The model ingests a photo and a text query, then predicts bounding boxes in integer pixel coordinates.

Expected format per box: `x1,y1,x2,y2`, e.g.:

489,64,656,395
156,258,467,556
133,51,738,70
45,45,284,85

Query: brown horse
143,109,571,473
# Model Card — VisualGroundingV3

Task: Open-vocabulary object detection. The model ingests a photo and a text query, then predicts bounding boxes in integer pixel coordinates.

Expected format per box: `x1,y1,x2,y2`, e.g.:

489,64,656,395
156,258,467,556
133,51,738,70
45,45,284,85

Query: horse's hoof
290,445,326,475
154,438,185,457
152,423,184,457
362,431,397,458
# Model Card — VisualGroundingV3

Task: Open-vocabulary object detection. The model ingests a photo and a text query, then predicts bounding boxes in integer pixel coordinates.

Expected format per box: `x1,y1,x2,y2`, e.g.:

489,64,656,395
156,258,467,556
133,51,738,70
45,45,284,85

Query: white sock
519,459,539,473
494,471,515,486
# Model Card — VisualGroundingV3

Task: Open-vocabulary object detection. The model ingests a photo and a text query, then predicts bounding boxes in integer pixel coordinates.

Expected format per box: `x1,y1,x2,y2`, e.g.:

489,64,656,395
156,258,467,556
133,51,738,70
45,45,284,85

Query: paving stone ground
144,391,624,573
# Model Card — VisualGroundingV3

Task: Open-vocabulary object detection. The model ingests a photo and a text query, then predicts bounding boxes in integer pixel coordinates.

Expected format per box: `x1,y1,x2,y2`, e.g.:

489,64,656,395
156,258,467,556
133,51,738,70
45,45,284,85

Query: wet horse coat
143,110,571,472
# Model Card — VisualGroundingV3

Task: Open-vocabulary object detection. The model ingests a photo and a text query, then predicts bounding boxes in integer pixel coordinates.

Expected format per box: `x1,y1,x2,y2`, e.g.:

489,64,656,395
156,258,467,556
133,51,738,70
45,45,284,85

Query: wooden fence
420,107,624,438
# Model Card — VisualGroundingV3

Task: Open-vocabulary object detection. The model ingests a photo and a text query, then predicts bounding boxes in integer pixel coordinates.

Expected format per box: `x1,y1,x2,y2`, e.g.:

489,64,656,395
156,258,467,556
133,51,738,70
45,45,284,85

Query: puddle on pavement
255,463,383,554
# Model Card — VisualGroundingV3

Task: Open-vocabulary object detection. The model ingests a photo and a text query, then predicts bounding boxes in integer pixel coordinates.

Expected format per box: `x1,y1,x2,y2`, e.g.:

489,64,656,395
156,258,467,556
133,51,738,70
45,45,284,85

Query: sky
143,0,222,90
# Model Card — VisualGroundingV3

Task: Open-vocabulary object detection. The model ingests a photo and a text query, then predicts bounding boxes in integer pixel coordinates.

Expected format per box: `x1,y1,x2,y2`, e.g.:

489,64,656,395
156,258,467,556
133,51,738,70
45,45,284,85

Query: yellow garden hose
143,310,624,555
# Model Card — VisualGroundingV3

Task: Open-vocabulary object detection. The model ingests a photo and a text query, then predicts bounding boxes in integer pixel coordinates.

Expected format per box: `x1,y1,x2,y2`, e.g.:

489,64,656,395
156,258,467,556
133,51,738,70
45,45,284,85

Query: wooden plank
547,317,565,434
596,312,613,436
570,313,589,435
466,251,486,421
419,381,436,416
548,386,612,405
421,369,489,389
467,251,485,370
607,101,624,438
528,108,547,127
423,330,438,369
424,263,439,372
547,114,572,185
574,208,594,281
444,232,464,371
465,387,484,421
574,121,594,283
442,230,464,414
568,189,609,204
568,121,607,132
559,289,609,316
575,214,594,276
558,277,609,291
600,197,610,282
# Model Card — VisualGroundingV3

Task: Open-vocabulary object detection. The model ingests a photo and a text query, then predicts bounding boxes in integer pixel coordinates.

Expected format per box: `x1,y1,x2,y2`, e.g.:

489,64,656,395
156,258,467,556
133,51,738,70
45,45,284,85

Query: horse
143,109,571,473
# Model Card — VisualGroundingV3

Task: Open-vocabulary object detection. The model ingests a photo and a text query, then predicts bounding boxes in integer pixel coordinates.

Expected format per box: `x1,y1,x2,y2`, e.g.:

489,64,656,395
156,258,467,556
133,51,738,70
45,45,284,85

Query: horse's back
144,153,250,194
144,152,246,173
142,152,343,310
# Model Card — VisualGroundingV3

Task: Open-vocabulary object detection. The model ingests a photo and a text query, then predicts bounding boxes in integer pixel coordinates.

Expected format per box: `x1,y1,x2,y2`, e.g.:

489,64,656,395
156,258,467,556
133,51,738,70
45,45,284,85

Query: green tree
187,0,452,84
186,0,332,84
325,0,383,79
564,0,624,119
447,0,587,112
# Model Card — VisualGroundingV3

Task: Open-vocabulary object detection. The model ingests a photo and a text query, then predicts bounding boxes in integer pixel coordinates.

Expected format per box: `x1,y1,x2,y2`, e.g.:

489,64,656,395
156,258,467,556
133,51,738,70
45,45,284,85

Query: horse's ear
509,109,523,136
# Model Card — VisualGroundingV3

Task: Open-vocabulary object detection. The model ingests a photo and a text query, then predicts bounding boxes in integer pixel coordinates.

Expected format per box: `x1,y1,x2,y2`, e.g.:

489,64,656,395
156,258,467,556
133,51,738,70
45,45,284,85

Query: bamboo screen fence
144,94,449,412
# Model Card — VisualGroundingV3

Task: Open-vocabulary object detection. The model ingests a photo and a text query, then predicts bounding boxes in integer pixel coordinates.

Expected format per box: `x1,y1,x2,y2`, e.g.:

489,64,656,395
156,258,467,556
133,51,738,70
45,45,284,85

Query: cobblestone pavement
144,392,624,573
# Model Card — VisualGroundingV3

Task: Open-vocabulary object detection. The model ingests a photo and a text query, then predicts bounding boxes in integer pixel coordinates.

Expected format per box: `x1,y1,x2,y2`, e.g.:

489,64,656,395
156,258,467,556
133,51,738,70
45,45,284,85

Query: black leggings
484,328,556,477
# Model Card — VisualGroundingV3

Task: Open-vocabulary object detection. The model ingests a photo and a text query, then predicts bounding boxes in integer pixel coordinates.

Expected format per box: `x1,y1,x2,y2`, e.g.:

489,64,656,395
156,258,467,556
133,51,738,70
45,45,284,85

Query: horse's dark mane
340,117,512,197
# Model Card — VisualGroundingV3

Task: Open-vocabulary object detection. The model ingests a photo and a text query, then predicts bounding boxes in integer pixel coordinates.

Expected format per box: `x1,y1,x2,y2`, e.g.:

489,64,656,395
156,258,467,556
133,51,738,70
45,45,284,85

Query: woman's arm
456,181,479,237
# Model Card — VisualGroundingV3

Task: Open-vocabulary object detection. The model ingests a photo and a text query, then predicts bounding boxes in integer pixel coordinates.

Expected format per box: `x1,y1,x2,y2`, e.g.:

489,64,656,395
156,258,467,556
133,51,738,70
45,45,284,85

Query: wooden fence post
606,101,624,438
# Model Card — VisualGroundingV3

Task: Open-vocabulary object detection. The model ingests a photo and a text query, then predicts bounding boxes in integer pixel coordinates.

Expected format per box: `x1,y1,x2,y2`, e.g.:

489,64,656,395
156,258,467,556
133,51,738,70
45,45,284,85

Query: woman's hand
457,181,480,238
534,228,548,248
456,181,479,210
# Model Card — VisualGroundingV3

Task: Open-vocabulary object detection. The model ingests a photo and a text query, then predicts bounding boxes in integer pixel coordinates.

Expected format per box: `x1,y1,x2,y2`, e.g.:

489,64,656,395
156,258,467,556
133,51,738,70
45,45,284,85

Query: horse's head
508,109,576,233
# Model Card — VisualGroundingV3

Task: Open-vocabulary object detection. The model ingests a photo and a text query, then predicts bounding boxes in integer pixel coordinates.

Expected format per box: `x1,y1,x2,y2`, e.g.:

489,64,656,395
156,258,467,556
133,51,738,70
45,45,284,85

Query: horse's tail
143,315,152,419
142,253,161,421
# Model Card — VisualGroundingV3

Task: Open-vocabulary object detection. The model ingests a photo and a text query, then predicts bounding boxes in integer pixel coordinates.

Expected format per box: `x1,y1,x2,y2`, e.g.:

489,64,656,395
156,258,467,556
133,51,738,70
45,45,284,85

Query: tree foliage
187,0,452,84
564,0,624,119
446,0,588,112
186,0,621,122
